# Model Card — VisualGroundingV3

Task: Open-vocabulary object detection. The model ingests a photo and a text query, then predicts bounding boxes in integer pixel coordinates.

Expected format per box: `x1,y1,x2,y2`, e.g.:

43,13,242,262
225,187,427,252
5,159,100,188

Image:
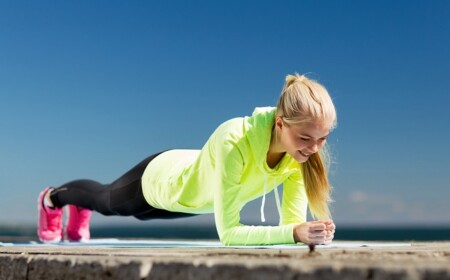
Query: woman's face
276,118,331,163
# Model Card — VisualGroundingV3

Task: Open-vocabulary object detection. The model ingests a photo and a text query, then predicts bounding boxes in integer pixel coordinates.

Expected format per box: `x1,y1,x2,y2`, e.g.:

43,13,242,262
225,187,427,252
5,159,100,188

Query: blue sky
1,1,449,228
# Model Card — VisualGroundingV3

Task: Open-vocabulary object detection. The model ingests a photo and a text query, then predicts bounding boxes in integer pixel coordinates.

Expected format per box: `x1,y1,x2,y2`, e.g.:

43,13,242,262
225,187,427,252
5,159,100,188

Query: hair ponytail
302,149,332,219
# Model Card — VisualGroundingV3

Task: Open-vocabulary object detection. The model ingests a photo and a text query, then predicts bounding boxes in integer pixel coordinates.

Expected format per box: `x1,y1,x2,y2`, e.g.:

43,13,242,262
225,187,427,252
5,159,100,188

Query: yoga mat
0,239,411,249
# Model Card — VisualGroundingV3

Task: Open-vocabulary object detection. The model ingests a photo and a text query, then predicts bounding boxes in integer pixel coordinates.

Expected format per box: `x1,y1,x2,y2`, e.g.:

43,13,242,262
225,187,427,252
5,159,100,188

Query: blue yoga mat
0,239,411,248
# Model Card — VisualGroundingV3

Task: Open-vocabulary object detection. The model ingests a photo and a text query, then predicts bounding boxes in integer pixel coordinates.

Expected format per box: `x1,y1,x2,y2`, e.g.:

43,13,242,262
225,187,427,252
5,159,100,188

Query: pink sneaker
66,205,92,242
37,187,63,243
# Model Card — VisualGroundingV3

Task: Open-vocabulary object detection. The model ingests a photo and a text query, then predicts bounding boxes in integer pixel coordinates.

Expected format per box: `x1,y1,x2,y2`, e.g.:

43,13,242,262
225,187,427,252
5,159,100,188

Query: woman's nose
309,143,319,153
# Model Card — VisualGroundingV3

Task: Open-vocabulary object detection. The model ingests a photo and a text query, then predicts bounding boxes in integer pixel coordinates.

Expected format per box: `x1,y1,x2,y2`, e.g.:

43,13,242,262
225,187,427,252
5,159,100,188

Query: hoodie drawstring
260,175,283,223
274,185,282,223
260,175,268,223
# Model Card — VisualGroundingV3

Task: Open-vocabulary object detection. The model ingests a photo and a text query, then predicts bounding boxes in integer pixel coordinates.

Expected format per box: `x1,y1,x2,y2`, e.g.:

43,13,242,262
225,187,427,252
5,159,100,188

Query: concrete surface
1,240,450,279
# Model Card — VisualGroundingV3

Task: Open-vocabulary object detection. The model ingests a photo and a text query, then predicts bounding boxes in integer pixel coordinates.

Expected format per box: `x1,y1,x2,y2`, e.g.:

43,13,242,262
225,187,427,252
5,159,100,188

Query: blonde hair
276,73,337,220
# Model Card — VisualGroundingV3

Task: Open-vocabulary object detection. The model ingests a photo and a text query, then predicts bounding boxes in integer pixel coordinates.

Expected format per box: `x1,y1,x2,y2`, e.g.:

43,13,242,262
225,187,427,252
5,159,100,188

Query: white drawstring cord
274,185,282,223
261,176,283,223
260,175,268,223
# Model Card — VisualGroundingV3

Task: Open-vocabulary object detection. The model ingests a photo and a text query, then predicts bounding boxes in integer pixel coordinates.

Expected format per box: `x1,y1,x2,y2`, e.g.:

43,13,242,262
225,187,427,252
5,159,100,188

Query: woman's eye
300,137,310,141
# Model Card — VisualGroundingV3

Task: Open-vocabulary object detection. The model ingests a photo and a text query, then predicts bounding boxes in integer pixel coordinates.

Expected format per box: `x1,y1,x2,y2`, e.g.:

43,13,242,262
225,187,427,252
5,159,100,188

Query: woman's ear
275,116,284,131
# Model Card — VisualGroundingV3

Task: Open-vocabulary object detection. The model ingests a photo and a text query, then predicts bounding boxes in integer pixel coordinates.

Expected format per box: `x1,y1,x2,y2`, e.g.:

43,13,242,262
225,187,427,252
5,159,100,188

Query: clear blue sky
1,0,449,227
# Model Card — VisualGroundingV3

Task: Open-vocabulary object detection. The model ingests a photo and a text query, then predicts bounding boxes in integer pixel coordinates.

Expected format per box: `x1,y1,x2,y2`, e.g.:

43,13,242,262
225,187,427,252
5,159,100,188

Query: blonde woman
38,74,337,246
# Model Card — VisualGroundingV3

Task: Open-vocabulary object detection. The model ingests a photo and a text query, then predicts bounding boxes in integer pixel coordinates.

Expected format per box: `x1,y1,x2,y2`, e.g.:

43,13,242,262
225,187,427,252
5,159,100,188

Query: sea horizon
2,224,450,242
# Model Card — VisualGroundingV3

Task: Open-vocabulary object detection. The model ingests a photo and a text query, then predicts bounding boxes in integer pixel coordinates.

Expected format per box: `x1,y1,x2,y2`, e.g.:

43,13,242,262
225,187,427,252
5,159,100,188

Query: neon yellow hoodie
141,107,308,245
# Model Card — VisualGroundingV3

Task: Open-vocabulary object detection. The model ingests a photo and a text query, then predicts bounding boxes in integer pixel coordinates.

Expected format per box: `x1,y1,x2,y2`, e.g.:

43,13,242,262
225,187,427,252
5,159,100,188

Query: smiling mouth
299,151,310,157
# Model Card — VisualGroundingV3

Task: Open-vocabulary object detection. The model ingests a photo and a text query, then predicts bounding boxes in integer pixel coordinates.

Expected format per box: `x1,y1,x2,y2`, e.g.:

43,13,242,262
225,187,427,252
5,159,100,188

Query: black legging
49,151,196,220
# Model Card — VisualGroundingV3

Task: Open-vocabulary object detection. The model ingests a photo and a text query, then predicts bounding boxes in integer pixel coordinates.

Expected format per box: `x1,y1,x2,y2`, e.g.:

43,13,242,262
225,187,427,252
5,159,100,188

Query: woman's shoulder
213,116,246,138
215,107,274,131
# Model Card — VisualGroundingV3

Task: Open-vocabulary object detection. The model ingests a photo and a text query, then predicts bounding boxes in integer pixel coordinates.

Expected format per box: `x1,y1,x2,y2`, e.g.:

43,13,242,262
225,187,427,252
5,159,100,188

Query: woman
38,73,337,246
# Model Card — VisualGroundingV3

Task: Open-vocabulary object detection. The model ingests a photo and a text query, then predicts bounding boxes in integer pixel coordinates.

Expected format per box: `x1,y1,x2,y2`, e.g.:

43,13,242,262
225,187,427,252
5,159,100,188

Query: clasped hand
293,220,335,245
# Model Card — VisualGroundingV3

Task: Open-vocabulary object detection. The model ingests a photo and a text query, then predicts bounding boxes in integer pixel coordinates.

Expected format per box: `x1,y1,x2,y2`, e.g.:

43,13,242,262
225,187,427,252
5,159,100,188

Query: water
335,227,450,241
2,225,450,242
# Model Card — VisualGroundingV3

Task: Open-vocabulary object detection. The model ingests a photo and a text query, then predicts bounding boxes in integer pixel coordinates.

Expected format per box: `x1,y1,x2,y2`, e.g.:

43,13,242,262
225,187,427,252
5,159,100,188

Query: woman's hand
322,220,335,244
293,220,336,245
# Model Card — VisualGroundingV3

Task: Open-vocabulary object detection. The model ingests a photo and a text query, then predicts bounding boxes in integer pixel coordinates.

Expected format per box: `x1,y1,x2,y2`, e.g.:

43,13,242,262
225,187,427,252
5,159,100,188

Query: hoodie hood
244,107,277,173
245,107,299,173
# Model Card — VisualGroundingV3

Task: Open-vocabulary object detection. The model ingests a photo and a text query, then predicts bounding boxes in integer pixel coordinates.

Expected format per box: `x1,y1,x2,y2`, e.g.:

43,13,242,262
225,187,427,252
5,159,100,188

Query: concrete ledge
2,241,450,279
1,255,144,279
